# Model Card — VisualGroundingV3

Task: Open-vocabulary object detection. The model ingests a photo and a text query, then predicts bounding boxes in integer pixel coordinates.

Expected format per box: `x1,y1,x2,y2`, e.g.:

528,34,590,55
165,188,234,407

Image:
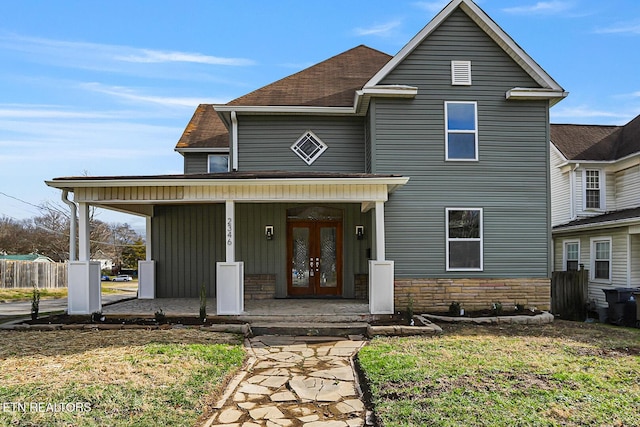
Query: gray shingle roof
551,114,640,161
175,45,392,150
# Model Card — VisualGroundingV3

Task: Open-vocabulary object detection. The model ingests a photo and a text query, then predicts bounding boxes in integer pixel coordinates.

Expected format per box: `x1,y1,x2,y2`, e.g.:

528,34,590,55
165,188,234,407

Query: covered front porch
46,172,408,316
102,297,371,321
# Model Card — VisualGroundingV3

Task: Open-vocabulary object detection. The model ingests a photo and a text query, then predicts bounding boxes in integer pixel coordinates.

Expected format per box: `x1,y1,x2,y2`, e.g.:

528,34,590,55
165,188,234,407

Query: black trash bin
602,288,638,326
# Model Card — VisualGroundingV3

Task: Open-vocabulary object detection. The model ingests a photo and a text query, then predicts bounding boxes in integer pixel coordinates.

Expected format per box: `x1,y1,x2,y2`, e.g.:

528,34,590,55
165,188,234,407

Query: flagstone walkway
204,335,371,427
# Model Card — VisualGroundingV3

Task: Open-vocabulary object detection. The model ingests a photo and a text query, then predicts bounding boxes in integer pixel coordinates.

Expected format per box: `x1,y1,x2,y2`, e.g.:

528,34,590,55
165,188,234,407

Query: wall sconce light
355,225,365,240
265,225,274,240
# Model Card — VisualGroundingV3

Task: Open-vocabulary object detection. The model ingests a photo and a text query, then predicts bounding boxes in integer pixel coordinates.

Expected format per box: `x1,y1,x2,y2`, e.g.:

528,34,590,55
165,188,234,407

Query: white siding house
550,115,640,308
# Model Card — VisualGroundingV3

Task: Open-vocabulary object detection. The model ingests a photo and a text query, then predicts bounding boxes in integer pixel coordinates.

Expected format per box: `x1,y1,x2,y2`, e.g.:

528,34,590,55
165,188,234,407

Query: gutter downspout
231,111,238,171
61,190,77,261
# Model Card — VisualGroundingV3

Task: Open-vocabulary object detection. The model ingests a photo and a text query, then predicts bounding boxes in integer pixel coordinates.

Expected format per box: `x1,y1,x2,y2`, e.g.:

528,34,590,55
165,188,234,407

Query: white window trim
444,101,478,161
562,239,580,271
446,207,483,272
451,60,472,85
291,130,328,165
590,237,612,283
582,168,605,211
207,153,230,173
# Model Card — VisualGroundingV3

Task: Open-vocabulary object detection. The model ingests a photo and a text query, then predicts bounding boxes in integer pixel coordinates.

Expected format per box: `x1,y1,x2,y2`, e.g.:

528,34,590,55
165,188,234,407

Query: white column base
216,262,244,315
68,261,101,315
138,260,155,299
369,260,395,314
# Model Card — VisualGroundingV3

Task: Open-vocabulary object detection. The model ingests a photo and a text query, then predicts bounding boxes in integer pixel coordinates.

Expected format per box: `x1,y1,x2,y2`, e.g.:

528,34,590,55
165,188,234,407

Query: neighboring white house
550,114,640,307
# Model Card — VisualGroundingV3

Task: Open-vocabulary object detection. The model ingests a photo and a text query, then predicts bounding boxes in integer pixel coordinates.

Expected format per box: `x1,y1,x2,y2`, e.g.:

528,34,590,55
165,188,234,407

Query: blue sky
1,0,639,231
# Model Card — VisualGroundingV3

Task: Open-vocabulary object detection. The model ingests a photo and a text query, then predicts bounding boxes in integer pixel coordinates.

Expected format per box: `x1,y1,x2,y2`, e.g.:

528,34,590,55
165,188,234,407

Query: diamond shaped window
291,131,327,165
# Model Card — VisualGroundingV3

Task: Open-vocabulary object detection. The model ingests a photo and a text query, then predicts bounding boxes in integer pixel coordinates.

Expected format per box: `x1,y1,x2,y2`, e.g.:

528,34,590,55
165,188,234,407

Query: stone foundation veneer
394,278,551,313
244,274,276,300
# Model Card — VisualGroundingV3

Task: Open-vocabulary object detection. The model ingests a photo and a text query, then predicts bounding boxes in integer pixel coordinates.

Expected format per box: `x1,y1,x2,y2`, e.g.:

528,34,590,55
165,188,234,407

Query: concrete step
249,322,369,337
226,314,377,324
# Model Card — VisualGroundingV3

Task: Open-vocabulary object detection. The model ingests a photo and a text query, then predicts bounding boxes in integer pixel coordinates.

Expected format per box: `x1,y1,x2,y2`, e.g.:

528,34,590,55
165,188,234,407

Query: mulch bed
28,313,245,326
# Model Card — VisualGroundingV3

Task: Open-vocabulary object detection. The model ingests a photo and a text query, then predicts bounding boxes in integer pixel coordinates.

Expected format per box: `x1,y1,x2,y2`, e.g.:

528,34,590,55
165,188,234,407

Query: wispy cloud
0,108,113,119
353,20,402,37
551,105,635,124
502,1,573,15
412,1,450,14
0,33,255,73
79,83,228,108
115,50,254,66
595,21,640,35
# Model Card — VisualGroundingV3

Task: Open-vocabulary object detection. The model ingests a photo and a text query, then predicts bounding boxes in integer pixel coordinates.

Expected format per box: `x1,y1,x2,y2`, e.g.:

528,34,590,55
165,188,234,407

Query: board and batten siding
184,153,209,174
550,146,571,227
152,204,225,298
151,203,370,298
237,116,365,173
615,165,640,210
372,8,551,278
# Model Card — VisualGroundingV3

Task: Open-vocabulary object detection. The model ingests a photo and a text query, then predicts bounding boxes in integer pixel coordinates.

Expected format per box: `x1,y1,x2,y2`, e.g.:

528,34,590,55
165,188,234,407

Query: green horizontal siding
375,8,551,278
184,153,208,174
238,116,365,172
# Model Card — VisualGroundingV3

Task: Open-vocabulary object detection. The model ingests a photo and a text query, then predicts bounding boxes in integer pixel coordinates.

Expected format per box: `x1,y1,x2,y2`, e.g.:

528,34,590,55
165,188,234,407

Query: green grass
358,321,640,427
0,284,133,301
0,329,245,426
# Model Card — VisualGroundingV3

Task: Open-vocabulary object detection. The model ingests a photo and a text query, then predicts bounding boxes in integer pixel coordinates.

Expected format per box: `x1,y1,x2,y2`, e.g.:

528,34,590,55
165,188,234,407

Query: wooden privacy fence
551,269,588,321
0,260,67,289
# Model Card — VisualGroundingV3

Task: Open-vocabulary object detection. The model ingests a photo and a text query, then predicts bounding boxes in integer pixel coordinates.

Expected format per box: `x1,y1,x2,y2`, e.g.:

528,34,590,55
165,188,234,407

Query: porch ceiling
46,172,409,216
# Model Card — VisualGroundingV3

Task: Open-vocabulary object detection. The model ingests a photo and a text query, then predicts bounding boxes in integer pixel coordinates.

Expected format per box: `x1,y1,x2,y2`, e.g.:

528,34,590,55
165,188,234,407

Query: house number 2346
227,218,233,245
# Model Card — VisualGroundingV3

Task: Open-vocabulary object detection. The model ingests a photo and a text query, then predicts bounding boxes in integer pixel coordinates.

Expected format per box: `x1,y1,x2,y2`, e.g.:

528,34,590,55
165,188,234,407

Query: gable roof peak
366,0,565,102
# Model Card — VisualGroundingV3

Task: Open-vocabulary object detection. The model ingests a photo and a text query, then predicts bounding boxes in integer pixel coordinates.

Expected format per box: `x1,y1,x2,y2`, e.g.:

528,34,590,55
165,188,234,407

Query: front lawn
0,283,133,302
0,329,245,426
358,321,640,427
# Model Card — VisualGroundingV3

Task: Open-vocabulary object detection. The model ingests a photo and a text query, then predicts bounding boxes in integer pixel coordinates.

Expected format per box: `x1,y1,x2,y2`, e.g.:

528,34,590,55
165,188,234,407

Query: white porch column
369,200,394,314
138,216,155,299
225,200,235,262
217,200,244,314
68,202,101,314
78,202,90,262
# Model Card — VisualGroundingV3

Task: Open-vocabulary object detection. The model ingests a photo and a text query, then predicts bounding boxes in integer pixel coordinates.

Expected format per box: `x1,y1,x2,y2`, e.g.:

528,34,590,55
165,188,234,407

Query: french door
287,220,342,296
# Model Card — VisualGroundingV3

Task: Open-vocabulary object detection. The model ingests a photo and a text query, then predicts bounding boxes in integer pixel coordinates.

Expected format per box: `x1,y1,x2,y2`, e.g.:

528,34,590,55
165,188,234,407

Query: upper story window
563,240,580,271
208,154,229,173
584,169,602,210
451,60,472,85
446,208,483,271
445,101,478,161
291,131,328,165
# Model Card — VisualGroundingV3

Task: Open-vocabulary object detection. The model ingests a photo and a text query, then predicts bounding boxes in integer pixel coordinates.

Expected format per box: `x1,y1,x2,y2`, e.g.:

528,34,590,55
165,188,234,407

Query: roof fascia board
558,152,640,173
506,88,568,105
174,147,230,154
213,105,356,115
46,176,410,190
365,0,564,94
553,217,640,234
354,85,418,115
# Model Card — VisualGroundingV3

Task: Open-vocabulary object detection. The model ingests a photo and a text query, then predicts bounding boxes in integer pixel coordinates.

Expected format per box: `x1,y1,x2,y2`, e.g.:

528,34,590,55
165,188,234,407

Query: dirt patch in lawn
28,313,246,326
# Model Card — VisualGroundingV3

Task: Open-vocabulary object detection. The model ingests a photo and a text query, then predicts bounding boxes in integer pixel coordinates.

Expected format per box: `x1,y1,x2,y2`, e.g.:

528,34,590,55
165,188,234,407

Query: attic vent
451,60,472,85
291,130,328,165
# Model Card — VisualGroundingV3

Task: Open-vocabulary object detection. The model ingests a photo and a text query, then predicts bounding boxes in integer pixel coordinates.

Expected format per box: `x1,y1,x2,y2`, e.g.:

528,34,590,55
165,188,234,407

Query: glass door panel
319,226,337,288
287,220,342,297
291,227,310,288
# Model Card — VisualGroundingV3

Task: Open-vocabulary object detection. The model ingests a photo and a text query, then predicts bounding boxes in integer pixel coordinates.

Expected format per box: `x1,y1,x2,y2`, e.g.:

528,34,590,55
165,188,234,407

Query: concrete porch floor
102,298,374,322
